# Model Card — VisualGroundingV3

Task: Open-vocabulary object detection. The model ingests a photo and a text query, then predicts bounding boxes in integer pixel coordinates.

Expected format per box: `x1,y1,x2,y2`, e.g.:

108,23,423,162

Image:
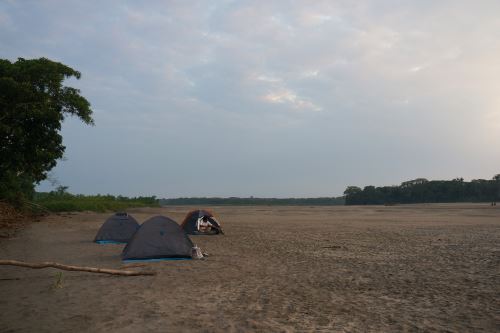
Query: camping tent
181,209,223,235
94,212,140,244
122,215,194,261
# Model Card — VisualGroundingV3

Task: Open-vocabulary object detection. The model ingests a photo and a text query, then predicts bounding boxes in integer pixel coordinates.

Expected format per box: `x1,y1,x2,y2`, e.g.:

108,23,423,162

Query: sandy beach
1,204,499,332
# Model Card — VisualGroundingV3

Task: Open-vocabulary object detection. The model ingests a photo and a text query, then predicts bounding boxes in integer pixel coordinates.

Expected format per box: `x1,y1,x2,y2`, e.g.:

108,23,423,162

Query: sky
1,0,499,198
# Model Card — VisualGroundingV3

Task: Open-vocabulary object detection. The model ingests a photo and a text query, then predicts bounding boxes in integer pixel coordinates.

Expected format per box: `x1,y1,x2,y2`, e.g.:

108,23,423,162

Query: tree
54,185,69,195
343,186,362,205
343,186,362,196
493,174,500,203
0,57,93,205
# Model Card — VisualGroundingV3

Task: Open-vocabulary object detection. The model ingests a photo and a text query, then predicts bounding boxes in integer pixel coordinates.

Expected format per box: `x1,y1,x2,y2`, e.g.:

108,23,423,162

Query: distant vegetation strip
31,173,500,212
159,197,345,206
344,175,500,205
34,191,159,212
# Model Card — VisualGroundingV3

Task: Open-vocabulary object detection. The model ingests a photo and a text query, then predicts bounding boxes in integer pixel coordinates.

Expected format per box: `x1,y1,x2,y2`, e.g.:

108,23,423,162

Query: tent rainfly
122,215,194,261
94,212,140,244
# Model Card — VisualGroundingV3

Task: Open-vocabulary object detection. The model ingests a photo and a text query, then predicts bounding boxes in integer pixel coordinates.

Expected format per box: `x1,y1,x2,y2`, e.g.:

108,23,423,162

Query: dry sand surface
1,204,499,332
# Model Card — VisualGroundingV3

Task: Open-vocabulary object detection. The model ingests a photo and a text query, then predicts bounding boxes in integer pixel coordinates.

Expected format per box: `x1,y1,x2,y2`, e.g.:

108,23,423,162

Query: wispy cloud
263,89,322,111
1,0,499,196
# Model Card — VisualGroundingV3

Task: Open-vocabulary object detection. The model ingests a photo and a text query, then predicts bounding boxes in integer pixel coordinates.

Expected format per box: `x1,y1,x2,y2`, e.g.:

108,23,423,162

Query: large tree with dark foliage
0,58,93,205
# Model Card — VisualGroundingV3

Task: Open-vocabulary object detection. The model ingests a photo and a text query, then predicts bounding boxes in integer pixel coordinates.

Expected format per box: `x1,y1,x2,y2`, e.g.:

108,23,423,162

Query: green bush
33,191,159,212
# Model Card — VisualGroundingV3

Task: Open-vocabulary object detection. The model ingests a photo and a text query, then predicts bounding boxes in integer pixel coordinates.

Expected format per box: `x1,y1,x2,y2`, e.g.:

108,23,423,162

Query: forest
343,175,500,205
160,197,345,206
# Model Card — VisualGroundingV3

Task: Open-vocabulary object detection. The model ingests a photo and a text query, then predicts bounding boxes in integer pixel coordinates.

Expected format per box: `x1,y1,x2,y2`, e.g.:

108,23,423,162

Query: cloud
298,13,334,26
1,0,500,196
255,74,282,83
263,89,322,111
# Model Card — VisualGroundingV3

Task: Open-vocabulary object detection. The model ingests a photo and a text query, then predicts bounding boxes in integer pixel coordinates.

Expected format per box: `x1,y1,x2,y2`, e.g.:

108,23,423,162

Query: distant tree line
160,197,345,206
344,175,500,205
34,188,158,212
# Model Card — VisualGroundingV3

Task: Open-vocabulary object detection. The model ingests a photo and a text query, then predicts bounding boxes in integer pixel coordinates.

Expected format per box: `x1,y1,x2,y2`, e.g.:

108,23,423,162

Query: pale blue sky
1,1,499,197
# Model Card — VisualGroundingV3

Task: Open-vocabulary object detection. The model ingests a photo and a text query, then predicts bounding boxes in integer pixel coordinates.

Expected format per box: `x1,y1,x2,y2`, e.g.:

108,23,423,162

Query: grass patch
52,272,64,290
34,192,159,212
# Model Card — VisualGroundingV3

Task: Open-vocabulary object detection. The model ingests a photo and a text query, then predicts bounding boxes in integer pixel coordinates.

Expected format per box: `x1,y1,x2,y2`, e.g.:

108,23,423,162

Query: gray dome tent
122,215,194,261
94,212,140,244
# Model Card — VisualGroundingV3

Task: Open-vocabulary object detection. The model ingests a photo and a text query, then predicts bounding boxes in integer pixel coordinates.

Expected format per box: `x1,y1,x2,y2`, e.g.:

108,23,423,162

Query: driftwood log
0,260,156,276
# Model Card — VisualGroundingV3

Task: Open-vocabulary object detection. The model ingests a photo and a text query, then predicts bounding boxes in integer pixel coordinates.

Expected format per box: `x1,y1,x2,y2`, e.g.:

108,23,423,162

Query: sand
1,204,499,332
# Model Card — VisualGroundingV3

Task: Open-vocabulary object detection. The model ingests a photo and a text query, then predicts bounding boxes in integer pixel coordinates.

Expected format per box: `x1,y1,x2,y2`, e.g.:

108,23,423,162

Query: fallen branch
120,263,148,269
0,260,156,276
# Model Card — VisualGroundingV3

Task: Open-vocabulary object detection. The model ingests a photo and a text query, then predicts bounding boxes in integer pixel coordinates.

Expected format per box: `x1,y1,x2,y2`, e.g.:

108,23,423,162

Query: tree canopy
344,174,500,205
0,57,93,205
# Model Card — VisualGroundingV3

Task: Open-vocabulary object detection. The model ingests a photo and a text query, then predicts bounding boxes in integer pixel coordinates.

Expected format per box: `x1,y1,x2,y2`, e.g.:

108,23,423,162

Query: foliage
160,197,345,206
344,174,500,205
34,191,159,212
0,57,93,206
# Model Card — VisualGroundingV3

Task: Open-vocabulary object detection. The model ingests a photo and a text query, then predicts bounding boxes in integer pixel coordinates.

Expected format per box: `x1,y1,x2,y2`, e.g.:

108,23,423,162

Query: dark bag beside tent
122,215,194,261
181,209,224,235
94,212,140,244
